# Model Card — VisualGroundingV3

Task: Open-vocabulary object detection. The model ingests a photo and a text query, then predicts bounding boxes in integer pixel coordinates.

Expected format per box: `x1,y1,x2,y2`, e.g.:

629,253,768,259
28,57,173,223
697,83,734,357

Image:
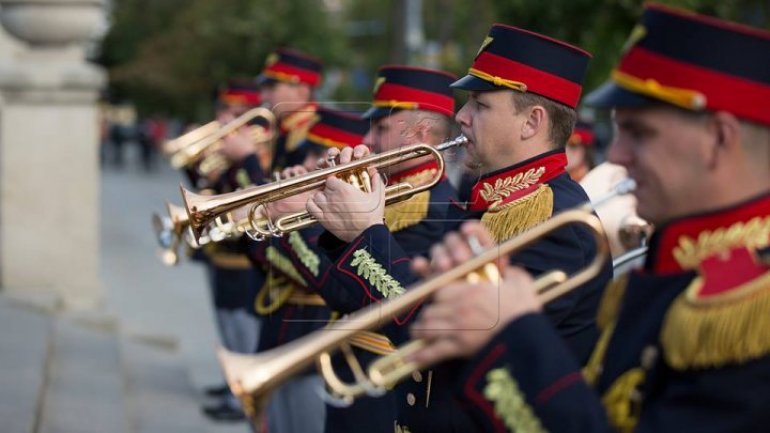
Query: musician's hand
220,127,256,162
265,165,313,217
317,145,371,168
412,221,503,279
306,168,385,242
409,266,542,365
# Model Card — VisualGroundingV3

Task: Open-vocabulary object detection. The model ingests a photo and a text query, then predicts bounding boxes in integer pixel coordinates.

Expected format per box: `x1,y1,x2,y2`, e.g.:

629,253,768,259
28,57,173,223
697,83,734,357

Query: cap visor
584,82,658,109
361,106,403,120
450,75,498,91
256,74,278,88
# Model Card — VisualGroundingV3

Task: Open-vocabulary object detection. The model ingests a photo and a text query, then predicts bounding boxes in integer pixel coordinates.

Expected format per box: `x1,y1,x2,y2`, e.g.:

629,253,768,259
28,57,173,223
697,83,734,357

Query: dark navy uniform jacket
453,192,770,433
314,150,611,433
272,162,456,433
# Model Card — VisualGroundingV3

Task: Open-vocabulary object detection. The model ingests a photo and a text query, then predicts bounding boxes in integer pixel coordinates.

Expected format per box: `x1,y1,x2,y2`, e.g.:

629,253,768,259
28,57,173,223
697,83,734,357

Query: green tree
98,0,349,120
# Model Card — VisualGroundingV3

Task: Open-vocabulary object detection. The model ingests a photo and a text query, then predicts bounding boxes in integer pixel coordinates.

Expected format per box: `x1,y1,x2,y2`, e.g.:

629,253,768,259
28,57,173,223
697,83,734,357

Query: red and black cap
303,107,368,150
257,47,323,88
585,3,770,126
363,65,456,119
569,120,596,147
452,24,592,109
218,78,261,108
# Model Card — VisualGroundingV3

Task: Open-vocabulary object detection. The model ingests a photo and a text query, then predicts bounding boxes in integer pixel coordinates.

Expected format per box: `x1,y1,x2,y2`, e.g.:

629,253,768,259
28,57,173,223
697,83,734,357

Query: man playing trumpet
411,4,770,432
306,24,612,432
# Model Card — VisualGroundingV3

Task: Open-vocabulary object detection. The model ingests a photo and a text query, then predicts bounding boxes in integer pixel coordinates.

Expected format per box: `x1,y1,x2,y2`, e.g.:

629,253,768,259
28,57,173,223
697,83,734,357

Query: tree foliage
97,0,769,119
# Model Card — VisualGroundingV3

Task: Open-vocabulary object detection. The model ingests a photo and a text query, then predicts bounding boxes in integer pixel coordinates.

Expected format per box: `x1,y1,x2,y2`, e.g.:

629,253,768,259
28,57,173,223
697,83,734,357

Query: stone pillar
0,0,106,309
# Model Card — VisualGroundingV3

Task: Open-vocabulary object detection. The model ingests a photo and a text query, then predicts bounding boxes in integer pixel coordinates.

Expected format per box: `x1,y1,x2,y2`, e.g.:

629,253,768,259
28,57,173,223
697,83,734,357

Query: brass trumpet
168,107,276,176
161,120,220,156
181,135,468,242
217,204,611,425
151,202,191,266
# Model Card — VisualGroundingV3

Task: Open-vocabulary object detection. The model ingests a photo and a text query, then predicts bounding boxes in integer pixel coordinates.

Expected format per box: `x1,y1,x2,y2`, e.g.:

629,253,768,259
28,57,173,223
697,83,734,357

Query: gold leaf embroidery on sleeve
483,368,548,433
288,232,320,277
266,245,307,286
350,249,406,298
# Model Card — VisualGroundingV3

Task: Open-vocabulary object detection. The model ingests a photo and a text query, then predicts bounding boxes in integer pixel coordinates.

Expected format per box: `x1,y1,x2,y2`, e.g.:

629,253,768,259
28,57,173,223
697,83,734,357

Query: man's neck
485,141,555,174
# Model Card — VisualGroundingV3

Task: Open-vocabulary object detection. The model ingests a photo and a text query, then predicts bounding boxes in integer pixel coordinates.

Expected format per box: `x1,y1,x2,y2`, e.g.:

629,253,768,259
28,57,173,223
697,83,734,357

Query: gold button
412,371,423,383
406,393,416,406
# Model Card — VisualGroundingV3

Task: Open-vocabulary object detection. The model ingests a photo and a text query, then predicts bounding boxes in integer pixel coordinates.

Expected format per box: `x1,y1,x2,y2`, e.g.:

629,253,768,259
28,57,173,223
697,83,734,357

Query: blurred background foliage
97,0,769,121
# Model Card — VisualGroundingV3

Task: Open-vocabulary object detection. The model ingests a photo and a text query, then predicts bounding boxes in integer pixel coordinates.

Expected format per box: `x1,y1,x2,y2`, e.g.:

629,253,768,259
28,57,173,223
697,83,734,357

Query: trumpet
181,135,469,242
161,120,220,156
151,202,191,266
167,107,276,176
217,203,611,426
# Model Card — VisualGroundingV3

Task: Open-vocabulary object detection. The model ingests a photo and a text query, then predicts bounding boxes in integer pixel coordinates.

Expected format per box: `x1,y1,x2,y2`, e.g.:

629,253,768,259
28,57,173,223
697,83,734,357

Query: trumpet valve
345,169,372,193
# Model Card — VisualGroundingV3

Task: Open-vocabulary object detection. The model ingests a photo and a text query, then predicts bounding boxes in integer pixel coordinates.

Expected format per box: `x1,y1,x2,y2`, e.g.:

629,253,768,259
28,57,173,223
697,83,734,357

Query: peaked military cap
452,23,592,109
218,78,261,108
586,3,770,126
569,120,596,147
305,107,368,149
363,65,456,119
257,47,323,88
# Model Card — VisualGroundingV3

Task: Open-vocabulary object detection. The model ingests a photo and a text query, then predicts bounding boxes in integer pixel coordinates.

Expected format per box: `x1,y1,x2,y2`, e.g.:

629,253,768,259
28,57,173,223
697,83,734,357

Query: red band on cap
220,90,261,106
309,123,364,148
619,46,770,125
570,129,595,146
265,63,321,87
473,51,583,108
375,82,455,116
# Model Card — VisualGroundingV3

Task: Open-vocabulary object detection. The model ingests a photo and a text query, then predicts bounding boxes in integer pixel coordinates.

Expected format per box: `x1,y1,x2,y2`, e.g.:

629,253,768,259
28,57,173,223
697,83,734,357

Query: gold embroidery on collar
479,167,545,209
483,368,547,433
672,215,770,269
287,232,320,277
350,249,405,298
266,245,307,286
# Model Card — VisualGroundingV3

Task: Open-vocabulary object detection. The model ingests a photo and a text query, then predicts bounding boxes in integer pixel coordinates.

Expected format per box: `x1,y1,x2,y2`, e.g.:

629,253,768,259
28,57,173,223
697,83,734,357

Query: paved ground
100,152,250,433
0,148,251,433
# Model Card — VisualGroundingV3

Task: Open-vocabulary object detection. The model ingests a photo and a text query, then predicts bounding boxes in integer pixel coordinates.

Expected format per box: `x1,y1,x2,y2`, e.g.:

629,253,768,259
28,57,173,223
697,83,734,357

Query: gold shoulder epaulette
481,183,554,243
384,190,431,232
661,247,770,370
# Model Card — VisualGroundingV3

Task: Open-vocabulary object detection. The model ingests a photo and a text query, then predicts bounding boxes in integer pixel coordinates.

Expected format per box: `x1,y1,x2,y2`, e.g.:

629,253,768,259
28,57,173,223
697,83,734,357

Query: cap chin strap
611,69,707,110
468,68,528,92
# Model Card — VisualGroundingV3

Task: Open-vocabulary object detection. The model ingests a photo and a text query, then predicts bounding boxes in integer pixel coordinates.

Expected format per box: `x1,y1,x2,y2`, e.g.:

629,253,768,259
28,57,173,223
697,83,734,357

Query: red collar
279,102,318,134
387,160,442,186
649,193,770,274
467,151,567,211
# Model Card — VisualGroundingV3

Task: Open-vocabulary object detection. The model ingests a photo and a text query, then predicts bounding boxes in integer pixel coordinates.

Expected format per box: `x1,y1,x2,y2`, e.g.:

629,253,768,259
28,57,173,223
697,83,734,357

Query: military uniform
455,193,770,433
450,5,770,432
322,25,609,433
274,67,460,433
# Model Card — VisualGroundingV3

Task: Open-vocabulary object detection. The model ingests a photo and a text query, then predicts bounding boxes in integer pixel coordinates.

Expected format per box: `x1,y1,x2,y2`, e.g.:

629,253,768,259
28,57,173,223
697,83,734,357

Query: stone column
0,0,107,309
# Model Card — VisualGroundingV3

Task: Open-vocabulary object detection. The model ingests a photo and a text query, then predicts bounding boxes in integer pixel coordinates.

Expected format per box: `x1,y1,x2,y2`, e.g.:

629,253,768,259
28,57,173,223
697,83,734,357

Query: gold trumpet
217,204,611,426
181,135,468,242
161,120,220,156
168,107,276,176
151,202,191,266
